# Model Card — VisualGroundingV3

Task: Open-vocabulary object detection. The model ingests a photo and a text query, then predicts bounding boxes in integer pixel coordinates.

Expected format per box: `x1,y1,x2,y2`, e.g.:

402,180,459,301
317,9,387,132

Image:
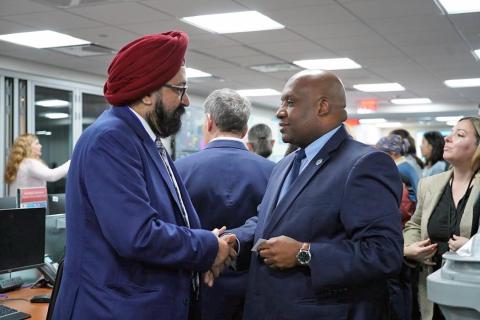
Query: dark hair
390,128,424,169
423,131,444,166
248,124,273,158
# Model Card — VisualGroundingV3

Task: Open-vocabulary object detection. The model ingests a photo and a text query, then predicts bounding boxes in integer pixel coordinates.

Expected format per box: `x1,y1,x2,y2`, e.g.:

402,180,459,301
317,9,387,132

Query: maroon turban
104,31,189,106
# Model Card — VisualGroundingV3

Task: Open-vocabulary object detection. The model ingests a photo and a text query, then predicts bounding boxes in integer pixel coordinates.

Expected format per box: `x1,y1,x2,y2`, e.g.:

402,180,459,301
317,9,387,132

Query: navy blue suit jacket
231,126,404,320
53,106,218,320
176,139,274,320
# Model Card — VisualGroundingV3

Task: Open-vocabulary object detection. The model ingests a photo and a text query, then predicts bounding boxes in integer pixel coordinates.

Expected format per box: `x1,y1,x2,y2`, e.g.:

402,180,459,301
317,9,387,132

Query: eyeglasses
163,83,188,101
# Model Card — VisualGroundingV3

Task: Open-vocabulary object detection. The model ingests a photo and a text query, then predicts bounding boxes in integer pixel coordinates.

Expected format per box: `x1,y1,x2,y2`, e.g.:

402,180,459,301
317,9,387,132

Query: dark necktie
289,148,306,188
156,138,199,299
155,137,190,227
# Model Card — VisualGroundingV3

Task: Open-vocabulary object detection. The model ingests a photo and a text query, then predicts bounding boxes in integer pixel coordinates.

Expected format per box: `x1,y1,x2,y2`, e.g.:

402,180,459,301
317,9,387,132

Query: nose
444,134,452,143
276,105,286,119
182,92,190,107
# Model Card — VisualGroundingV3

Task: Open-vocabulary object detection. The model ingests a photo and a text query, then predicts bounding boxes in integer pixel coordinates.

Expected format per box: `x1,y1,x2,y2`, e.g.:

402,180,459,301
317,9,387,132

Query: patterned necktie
155,137,190,228
288,148,306,189
156,138,199,300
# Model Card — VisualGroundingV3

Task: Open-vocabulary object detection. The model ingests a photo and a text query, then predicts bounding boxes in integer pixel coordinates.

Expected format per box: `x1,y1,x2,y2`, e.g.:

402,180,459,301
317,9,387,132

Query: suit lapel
111,106,189,226
460,173,480,237
420,171,451,240
262,126,348,237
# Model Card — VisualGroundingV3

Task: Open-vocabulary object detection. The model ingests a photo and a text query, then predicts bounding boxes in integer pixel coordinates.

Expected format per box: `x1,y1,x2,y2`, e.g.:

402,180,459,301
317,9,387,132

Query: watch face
297,250,311,265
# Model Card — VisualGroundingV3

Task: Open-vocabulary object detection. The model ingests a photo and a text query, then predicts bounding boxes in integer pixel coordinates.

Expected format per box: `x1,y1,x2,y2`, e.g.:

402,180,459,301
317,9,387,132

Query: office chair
45,259,64,320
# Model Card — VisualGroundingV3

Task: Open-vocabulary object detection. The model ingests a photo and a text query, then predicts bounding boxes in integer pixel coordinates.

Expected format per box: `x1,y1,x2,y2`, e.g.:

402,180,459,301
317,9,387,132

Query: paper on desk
251,238,267,252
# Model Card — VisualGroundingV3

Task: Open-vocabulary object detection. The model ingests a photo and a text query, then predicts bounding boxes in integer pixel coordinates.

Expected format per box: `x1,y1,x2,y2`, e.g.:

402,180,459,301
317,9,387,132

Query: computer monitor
0,196,16,209
0,208,46,273
45,213,66,263
48,194,66,215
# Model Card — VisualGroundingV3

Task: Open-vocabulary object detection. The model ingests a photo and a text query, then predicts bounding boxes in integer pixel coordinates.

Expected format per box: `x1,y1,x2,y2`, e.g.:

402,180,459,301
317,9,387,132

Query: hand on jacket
258,235,302,269
404,239,438,265
448,235,469,252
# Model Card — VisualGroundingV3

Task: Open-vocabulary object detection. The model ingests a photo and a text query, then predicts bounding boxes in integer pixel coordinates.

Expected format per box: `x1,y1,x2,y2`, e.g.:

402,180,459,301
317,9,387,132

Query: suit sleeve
403,177,426,246
84,130,218,272
309,151,404,290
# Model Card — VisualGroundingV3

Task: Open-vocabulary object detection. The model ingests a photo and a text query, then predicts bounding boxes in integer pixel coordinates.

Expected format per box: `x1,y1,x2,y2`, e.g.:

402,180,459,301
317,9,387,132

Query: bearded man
52,31,234,320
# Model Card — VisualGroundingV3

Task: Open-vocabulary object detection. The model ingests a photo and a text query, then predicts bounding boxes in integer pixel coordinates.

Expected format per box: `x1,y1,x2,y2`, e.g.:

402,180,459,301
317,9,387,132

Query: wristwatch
296,242,311,266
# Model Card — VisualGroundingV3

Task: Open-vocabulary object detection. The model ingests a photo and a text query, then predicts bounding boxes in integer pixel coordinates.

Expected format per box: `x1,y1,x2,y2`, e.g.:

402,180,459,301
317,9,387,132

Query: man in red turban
53,31,235,320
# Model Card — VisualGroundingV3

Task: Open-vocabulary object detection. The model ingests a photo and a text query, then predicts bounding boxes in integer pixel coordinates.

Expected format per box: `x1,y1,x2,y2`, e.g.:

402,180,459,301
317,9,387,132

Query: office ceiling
0,0,479,124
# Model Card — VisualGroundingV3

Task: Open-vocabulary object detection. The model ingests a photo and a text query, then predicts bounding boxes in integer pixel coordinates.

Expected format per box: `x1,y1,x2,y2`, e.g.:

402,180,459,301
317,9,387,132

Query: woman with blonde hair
403,116,480,320
4,134,70,196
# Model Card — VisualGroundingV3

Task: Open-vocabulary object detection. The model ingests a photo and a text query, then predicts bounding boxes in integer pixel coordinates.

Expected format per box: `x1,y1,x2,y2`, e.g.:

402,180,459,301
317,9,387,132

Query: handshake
204,226,238,287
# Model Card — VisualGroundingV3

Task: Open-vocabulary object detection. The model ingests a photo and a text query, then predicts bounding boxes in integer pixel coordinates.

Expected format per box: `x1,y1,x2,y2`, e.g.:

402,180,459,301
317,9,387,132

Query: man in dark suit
176,88,275,320
53,31,234,320
230,70,404,319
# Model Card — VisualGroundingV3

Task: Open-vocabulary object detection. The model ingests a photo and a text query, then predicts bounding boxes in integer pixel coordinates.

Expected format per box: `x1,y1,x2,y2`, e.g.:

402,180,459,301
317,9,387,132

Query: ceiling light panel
390,98,432,105
186,68,211,78
0,30,90,49
444,78,480,88
293,58,361,70
436,0,480,14
182,11,284,34
237,89,281,97
353,83,405,92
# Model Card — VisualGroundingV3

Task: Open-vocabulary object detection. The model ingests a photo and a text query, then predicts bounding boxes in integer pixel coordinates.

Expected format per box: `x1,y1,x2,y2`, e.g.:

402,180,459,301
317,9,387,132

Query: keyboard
0,277,23,294
0,305,30,320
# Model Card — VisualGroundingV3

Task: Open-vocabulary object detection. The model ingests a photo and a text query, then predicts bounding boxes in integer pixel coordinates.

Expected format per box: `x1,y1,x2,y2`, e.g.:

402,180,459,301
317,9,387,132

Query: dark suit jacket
176,139,274,320
231,126,404,320
53,106,218,320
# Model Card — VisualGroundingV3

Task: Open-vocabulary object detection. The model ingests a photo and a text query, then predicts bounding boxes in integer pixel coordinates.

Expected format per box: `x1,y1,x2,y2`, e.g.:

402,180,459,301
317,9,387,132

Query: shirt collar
303,125,342,164
128,107,156,142
210,136,248,147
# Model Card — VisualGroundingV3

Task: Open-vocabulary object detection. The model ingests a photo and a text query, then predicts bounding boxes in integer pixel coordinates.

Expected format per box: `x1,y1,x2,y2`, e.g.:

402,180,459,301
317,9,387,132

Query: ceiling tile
66,2,170,25
4,9,104,30
0,0,53,17
141,0,246,17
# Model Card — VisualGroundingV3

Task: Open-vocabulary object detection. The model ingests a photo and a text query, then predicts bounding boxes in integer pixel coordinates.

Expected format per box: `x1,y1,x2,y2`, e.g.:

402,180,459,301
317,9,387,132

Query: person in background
228,70,403,319
4,133,70,196
377,134,420,202
404,117,480,320
421,131,448,177
52,31,235,320
176,88,274,320
391,128,424,179
246,123,275,158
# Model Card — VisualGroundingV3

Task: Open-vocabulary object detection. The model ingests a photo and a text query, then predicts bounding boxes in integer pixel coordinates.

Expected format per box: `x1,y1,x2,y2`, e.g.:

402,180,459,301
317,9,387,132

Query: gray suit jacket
403,170,480,320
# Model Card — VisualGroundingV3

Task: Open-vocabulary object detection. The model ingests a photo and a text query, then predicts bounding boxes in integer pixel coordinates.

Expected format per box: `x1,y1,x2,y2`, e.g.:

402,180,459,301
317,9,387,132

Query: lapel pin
316,159,323,166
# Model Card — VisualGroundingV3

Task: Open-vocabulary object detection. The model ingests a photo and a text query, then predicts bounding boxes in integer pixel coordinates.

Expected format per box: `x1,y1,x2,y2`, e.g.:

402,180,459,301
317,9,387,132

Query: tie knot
294,148,306,162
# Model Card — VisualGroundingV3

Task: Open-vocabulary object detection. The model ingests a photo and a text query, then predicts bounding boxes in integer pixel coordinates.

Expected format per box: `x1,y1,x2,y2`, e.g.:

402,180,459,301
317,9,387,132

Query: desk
1,287,51,320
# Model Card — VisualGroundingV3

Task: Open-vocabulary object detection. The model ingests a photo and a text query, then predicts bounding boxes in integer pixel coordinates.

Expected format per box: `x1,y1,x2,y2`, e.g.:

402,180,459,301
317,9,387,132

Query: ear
240,126,248,139
142,92,156,106
316,97,330,117
246,142,254,151
271,139,276,147
206,114,214,132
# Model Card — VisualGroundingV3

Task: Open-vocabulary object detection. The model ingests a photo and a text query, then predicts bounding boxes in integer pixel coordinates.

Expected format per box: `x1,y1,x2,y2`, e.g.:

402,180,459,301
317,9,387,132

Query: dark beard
146,99,186,138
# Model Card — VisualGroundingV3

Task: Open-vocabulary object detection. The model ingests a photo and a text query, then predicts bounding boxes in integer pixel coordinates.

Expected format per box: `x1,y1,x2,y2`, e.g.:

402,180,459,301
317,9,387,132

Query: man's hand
448,235,469,252
203,227,238,287
258,235,302,269
404,239,438,265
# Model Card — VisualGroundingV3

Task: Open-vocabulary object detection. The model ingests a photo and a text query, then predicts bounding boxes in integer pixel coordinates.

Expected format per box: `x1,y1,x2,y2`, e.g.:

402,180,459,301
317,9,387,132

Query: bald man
229,70,404,319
